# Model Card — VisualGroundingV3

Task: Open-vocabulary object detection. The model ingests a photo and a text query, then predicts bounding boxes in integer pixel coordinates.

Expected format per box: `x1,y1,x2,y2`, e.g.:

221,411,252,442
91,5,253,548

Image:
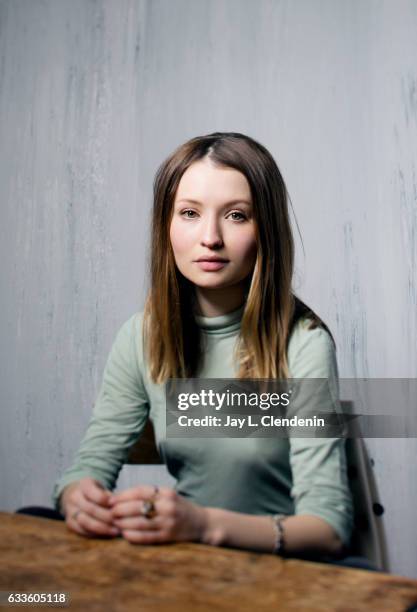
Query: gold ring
141,499,157,519
72,509,81,521
140,486,159,519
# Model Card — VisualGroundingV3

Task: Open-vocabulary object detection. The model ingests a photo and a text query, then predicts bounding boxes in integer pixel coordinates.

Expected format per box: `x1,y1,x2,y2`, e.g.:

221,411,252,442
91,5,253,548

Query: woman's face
170,159,257,293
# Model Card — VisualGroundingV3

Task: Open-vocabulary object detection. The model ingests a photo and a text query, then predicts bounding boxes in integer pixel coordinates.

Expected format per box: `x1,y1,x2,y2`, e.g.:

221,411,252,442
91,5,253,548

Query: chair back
127,419,162,465
341,400,389,571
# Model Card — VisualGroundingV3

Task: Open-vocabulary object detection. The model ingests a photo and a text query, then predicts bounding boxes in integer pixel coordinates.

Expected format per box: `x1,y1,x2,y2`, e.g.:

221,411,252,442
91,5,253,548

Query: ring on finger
72,509,81,521
141,499,157,519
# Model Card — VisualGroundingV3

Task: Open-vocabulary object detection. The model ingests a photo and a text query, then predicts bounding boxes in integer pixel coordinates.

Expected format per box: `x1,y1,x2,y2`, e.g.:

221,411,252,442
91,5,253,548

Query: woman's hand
108,485,208,545
60,477,120,538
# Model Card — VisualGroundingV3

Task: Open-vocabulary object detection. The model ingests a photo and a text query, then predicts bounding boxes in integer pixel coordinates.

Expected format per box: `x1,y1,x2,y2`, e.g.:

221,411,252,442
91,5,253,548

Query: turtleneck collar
194,303,245,335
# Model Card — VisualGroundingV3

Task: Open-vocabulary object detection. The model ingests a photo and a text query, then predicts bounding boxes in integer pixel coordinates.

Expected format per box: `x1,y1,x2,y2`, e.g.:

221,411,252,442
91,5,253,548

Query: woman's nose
200,217,223,248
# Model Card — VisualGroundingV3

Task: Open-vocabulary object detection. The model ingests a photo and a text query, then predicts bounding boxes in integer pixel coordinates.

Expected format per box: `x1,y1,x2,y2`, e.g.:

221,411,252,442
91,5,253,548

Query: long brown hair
143,132,333,384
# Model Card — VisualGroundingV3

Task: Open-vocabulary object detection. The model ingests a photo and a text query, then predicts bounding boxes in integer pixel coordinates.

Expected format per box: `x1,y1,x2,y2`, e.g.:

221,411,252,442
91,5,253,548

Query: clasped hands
61,477,208,544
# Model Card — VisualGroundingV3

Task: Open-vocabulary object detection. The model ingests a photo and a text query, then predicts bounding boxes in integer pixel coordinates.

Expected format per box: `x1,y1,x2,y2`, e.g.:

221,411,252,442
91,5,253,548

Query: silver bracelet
271,514,287,554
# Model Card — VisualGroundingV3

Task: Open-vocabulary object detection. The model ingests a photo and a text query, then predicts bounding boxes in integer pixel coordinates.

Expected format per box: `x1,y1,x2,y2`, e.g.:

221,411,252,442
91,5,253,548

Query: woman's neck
193,283,247,317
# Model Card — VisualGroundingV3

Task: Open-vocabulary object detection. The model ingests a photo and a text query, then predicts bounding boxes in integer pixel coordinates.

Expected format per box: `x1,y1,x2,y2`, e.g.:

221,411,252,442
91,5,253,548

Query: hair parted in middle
142,131,331,384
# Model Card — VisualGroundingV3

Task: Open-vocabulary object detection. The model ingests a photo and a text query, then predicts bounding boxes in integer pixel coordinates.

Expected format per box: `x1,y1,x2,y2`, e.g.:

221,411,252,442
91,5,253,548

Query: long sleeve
287,323,354,547
51,313,150,510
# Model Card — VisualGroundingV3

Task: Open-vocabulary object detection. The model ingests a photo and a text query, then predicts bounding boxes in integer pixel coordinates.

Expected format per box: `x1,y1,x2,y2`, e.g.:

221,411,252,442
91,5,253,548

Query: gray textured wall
1,0,416,578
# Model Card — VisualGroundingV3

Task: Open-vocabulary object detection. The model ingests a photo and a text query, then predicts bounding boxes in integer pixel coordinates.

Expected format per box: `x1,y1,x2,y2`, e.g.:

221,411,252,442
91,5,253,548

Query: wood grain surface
1,513,417,611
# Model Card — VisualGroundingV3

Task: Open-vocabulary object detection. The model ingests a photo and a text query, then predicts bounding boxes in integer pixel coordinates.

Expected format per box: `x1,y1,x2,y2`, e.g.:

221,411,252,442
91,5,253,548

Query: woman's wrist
198,507,225,547
195,507,342,556
199,508,277,552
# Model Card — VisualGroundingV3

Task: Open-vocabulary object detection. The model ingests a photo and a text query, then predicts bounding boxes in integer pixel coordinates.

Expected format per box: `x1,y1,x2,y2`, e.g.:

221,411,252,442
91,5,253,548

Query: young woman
52,132,353,560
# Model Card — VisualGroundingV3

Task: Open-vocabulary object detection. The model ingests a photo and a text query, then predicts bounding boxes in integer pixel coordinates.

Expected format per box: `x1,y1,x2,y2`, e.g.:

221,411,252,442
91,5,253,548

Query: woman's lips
195,260,228,271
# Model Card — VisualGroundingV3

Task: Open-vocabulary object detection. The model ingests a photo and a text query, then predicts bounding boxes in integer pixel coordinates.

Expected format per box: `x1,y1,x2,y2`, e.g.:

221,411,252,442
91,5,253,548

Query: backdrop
0,0,416,578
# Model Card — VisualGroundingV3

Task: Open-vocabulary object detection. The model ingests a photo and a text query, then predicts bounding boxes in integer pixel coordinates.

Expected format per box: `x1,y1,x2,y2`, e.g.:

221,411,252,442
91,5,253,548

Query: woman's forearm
200,507,344,556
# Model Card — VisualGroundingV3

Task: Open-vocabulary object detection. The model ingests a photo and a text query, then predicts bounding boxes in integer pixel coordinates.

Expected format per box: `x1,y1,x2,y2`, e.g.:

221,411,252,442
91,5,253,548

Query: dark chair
126,418,163,465
342,401,389,571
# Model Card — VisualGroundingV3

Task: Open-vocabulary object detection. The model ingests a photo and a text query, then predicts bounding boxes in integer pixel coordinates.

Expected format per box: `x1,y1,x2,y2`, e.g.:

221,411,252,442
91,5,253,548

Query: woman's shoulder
109,311,146,367
288,316,334,353
288,297,335,352
116,310,145,336
287,315,337,378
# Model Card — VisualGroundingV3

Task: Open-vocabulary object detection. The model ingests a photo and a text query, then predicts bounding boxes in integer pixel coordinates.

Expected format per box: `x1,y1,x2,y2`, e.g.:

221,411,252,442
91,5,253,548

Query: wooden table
1,512,417,611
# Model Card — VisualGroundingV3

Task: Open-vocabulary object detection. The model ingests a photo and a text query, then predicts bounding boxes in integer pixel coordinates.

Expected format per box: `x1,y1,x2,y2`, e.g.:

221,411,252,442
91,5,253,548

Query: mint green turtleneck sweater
52,305,353,546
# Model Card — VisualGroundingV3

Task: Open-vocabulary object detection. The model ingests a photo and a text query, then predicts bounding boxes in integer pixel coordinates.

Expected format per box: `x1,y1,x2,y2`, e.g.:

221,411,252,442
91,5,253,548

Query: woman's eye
181,210,198,218
228,211,246,221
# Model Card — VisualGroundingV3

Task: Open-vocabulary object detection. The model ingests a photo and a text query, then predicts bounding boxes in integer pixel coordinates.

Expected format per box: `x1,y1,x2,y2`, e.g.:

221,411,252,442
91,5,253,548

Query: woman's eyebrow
176,198,252,207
